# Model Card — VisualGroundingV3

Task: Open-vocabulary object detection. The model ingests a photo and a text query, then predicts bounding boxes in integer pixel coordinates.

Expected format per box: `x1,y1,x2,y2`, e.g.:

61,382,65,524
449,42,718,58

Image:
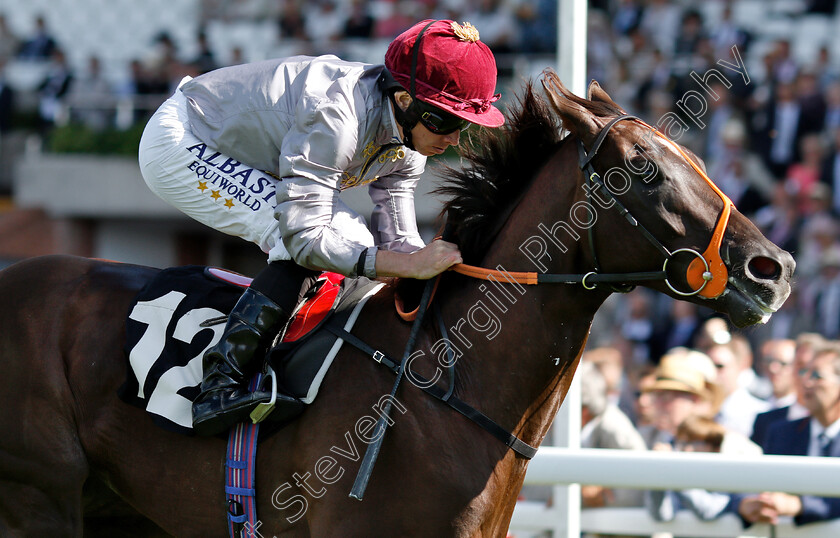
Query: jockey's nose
443,129,461,146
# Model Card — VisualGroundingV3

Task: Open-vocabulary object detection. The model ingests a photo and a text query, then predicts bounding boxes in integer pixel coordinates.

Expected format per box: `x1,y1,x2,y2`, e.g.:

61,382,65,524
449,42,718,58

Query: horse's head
542,71,794,327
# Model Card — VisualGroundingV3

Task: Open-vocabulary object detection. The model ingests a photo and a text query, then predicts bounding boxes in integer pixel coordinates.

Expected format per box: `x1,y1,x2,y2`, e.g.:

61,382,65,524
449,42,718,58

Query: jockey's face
410,122,461,156
392,91,464,157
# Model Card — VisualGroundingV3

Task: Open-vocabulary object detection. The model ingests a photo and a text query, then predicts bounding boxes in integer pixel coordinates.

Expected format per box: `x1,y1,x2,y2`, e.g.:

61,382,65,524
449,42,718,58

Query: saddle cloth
119,265,383,434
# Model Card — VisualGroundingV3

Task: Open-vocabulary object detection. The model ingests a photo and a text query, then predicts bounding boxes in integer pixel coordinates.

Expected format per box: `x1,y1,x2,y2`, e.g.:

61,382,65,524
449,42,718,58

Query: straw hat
646,353,708,398
646,348,726,412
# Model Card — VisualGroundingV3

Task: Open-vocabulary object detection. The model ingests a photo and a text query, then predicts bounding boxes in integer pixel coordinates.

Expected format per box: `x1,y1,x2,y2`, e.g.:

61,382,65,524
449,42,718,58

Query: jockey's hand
374,240,463,279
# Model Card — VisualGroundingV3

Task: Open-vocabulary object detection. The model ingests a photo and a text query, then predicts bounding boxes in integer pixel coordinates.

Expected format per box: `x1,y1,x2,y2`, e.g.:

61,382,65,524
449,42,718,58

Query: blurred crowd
555,323,840,534
0,0,557,134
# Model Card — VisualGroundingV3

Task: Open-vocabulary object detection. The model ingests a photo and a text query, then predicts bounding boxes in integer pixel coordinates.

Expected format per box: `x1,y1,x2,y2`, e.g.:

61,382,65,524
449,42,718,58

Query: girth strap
225,374,262,538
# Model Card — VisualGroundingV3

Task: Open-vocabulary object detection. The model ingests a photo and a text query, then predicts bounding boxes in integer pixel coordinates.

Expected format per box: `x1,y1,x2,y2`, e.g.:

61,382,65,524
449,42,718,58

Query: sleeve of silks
275,99,375,276
368,165,426,254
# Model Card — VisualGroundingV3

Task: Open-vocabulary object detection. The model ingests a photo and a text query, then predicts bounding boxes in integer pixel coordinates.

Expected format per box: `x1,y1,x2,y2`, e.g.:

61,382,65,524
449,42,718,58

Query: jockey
138,19,505,436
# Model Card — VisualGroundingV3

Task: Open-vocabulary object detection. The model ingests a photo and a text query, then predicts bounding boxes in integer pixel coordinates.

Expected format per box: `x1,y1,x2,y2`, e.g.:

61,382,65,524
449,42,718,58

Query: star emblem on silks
210,190,221,200
224,198,235,209
197,181,208,192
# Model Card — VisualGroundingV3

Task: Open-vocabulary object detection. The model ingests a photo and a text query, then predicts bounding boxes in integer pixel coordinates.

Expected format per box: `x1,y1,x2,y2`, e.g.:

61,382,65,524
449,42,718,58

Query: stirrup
250,367,278,424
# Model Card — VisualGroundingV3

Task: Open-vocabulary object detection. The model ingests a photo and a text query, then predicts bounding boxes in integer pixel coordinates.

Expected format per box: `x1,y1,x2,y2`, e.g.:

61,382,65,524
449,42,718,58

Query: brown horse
0,74,794,537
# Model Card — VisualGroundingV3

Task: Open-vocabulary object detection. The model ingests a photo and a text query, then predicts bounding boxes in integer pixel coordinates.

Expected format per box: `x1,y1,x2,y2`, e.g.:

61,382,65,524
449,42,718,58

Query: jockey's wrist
373,249,412,278
355,246,378,278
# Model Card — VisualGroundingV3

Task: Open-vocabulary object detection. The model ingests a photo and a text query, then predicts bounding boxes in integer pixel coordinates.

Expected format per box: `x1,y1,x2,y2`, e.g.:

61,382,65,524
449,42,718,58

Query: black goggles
414,101,470,135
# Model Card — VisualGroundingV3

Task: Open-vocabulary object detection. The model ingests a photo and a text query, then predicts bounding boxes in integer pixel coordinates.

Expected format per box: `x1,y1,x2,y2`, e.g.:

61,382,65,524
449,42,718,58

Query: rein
450,114,734,298
350,113,735,501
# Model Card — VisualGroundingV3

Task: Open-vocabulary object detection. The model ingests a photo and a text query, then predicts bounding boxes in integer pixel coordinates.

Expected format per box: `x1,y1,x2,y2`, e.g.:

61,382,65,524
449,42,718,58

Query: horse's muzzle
722,247,795,327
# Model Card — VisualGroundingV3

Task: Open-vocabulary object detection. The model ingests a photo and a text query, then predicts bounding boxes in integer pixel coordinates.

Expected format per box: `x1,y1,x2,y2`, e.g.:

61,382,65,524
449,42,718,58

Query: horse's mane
436,80,623,263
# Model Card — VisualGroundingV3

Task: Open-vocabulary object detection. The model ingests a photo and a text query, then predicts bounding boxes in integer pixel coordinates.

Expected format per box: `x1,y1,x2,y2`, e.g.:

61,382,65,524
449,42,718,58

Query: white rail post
551,2,588,537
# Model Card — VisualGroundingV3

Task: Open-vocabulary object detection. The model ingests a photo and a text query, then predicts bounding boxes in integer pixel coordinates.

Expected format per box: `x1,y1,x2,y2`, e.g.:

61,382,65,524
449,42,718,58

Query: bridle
450,114,734,299
361,115,736,497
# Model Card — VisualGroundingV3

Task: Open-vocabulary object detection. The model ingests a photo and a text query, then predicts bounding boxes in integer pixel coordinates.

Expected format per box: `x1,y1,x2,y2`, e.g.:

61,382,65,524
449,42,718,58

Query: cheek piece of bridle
451,114,733,299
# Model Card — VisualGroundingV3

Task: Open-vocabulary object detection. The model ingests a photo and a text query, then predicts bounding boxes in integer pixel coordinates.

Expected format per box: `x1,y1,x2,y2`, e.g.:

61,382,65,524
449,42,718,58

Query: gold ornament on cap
451,21,480,42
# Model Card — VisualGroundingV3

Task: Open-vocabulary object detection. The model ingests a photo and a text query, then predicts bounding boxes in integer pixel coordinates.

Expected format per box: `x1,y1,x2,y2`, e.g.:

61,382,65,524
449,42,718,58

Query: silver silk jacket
180,55,427,276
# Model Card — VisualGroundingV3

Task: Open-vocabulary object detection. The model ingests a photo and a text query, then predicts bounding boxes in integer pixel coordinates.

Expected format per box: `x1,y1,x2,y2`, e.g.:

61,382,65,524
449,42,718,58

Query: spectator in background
142,32,182,95
633,368,658,432
277,0,308,40
646,347,762,457
768,39,798,85
213,0,276,21
642,349,715,448
752,333,821,447
810,246,840,339
228,46,246,66
578,360,647,510
759,339,798,410
191,31,217,75
637,0,680,56
514,0,556,54
303,0,346,49
343,0,375,39
36,47,73,132
693,316,732,352
733,333,773,401
0,14,19,62
610,0,642,36
703,81,741,164
706,337,770,439
736,343,840,526
647,415,733,522
17,14,57,61
374,0,417,39
820,127,840,213
785,133,826,213
0,57,13,134
118,58,170,125
649,300,704,364
617,289,655,367
805,0,838,15
67,55,115,132
672,9,705,60
752,81,805,179
752,183,802,254
584,346,637,423
462,0,518,55
707,119,774,216
708,2,750,60
815,47,840,91
795,70,827,136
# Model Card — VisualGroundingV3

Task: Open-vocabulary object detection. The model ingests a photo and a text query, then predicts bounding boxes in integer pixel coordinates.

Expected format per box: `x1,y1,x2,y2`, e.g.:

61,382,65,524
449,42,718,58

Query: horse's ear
541,69,599,146
587,80,626,114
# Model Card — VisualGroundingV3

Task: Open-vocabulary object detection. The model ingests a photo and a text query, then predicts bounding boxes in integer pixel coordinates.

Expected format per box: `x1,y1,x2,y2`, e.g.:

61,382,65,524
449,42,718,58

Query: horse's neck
444,144,609,448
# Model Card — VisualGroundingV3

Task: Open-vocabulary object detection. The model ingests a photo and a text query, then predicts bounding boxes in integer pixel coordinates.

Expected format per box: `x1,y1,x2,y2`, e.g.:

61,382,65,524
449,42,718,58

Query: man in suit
736,342,840,525
578,359,647,513
751,333,821,446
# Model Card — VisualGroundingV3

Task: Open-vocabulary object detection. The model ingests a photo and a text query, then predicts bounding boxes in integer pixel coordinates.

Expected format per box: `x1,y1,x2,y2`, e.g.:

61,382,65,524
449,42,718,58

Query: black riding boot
191,287,303,436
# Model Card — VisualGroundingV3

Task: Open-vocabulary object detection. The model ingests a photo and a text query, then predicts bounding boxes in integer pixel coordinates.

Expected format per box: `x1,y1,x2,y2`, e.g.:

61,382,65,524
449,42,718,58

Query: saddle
119,265,383,434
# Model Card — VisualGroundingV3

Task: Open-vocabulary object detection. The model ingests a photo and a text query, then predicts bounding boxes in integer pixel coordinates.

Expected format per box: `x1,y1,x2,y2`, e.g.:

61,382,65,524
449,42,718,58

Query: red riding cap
385,19,505,128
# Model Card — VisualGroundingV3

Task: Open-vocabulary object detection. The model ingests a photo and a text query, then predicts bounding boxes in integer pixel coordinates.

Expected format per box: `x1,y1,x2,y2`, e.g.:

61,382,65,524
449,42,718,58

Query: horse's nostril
748,256,782,281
